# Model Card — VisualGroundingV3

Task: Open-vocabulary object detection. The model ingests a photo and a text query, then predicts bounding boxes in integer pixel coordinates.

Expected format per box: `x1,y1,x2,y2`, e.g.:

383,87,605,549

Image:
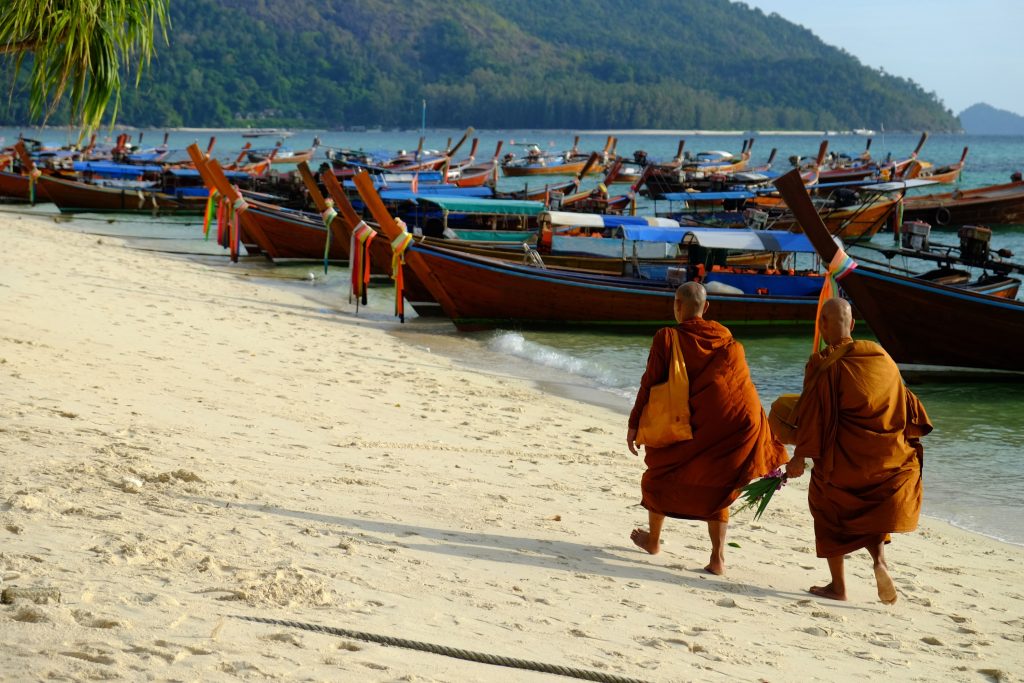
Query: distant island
959,103,1024,135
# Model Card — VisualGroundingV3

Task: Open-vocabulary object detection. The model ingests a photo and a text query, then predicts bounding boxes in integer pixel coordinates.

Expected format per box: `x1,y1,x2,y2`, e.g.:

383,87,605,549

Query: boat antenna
420,99,426,139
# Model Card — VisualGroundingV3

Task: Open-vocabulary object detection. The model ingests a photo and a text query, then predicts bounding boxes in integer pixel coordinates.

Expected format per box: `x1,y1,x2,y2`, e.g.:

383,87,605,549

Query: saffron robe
629,319,787,522
794,339,932,558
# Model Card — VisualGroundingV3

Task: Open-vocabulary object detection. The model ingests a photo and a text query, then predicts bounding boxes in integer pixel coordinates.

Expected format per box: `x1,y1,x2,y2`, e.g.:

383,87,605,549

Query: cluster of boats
2,130,1023,378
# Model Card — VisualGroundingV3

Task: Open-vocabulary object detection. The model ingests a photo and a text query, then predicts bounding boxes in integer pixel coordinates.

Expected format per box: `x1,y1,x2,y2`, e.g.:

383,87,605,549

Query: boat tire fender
936,207,951,226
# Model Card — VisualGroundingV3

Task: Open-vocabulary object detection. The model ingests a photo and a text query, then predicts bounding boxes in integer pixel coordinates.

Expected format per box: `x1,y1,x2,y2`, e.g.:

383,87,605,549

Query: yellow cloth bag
768,394,801,444
636,329,693,448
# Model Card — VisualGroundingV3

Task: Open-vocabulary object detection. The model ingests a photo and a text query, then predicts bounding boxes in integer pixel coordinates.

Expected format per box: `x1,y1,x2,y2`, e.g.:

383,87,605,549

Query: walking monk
627,282,787,575
787,298,932,603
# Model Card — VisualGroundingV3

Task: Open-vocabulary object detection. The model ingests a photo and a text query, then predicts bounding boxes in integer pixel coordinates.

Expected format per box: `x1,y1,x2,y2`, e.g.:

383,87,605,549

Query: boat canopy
681,228,839,253
859,179,939,193
420,196,546,216
542,211,680,229
379,187,493,201
659,190,757,202
72,161,163,177
342,171,446,187
167,168,252,181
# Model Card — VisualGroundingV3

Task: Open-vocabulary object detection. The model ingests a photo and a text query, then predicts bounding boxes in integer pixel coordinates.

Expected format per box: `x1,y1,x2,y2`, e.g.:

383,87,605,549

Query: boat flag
320,199,338,274
390,218,414,323
349,220,376,309
813,249,858,352
202,189,218,240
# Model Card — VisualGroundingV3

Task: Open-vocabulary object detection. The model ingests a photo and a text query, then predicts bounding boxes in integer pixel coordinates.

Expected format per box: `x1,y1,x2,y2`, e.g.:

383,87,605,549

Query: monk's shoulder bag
768,342,853,445
636,328,693,448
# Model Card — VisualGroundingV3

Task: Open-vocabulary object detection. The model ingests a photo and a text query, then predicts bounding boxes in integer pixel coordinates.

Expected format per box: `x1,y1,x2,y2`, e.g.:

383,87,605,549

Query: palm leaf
0,0,168,135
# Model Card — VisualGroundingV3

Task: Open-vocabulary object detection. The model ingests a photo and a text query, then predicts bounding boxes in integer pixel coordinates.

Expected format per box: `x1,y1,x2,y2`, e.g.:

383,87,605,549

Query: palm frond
0,0,169,134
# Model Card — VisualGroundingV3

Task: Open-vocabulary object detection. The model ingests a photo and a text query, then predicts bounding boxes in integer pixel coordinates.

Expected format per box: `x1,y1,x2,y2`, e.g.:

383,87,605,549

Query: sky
738,0,1023,116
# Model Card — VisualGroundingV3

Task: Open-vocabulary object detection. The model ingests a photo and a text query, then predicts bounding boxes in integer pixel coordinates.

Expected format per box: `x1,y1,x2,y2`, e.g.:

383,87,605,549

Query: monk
787,298,932,604
627,282,787,575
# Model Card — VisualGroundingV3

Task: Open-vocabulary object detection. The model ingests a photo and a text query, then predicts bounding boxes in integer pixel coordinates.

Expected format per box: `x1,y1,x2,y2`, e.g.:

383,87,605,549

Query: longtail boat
501,136,612,177
903,147,968,184
664,176,908,242
900,178,1024,228
186,143,346,262
774,168,1024,379
352,171,829,331
642,139,755,197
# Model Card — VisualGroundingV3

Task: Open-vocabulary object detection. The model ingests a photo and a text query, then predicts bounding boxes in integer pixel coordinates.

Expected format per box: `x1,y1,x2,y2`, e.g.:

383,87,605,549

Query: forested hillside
0,0,959,131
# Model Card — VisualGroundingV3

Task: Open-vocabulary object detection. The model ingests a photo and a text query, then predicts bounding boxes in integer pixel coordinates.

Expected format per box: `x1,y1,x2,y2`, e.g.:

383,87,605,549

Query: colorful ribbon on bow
28,168,41,205
202,189,218,241
320,199,338,274
349,220,376,309
813,248,858,352
390,219,415,323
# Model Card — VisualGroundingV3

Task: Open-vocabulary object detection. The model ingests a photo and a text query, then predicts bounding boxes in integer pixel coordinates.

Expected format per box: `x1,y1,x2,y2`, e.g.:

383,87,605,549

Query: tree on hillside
0,0,168,134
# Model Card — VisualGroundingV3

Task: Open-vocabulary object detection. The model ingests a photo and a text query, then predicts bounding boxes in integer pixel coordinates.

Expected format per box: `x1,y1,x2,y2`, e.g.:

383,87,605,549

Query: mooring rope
233,614,653,683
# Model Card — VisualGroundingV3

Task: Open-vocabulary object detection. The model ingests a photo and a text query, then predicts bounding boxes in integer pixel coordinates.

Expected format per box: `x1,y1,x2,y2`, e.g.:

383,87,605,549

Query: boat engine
958,225,992,265
901,221,931,251
832,188,860,208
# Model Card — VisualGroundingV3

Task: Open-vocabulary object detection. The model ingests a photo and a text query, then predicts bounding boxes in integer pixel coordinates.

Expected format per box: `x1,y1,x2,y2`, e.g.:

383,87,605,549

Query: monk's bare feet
630,528,660,554
704,560,725,576
874,565,898,604
809,584,847,601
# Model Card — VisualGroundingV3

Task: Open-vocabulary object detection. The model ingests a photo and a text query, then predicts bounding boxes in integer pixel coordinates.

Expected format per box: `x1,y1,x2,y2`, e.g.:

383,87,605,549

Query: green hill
959,103,1024,135
1,0,958,131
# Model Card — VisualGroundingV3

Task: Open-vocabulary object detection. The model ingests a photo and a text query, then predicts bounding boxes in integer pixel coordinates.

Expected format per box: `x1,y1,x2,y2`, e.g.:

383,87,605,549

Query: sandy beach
2,212,1022,682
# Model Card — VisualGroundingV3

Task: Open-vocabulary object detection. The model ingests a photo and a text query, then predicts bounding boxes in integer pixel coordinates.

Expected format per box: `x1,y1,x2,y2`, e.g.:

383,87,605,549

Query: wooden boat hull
241,205,349,261
0,170,51,202
901,181,1024,227
502,160,602,177
36,174,206,214
836,266,1024,371
774,168,1024,378
404,243,820,331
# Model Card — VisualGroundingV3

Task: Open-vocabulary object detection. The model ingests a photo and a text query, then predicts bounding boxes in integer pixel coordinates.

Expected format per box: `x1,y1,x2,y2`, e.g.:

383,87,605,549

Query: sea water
10,127,1023,545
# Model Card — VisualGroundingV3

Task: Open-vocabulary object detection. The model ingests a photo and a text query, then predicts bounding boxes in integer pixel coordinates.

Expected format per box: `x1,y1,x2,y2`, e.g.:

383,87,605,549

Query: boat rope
320,199,338,274
232,614,653,683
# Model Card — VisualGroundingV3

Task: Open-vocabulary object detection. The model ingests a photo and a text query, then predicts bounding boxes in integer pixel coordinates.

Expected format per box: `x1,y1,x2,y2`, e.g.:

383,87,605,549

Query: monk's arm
904,386,934,439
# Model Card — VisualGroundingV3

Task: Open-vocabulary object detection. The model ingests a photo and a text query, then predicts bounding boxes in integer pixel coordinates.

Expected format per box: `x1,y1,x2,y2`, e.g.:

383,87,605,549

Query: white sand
2,212,1022,682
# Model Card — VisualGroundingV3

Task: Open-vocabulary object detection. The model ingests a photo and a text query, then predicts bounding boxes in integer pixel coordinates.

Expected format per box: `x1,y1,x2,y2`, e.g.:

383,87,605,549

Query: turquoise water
8,127,1023,545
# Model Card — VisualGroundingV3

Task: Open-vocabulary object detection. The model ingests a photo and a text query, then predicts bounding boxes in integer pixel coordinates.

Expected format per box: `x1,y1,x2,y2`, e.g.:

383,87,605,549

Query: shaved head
674,282,708,322
819,297,854,346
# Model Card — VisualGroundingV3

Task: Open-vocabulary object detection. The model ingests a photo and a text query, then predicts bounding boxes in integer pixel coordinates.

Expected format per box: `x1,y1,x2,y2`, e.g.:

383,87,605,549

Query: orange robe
629,319,787,522
794,339,932,558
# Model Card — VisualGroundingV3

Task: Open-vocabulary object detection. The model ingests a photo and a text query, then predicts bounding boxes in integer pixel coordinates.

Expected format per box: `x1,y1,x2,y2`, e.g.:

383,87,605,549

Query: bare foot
874,565,898,604
704,561,725,576
809,584,847,601
630,528,660,554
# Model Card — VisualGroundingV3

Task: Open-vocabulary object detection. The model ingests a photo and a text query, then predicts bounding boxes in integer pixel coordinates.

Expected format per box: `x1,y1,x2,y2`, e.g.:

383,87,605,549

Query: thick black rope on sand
234,614,653,683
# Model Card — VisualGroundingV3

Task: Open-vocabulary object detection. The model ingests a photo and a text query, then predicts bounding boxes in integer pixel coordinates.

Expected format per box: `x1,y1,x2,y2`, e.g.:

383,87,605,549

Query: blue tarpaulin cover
72,161,163,177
